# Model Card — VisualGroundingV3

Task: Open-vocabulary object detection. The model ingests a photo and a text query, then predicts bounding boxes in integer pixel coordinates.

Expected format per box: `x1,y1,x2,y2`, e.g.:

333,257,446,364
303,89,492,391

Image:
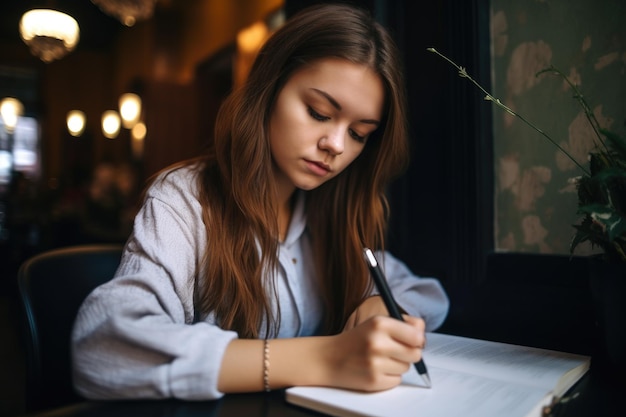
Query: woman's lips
304,159,331,176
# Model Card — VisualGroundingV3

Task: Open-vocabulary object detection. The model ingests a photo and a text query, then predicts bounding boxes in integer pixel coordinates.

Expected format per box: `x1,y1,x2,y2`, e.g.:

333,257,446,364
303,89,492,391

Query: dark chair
17,244,124,412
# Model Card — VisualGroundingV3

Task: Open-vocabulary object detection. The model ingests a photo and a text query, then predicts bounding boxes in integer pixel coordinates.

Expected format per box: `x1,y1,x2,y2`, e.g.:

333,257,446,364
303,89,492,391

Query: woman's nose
318,128,344,155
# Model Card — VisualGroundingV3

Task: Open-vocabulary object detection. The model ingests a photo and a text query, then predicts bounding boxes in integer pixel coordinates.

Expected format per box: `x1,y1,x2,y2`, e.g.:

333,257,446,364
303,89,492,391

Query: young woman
72,3,449,400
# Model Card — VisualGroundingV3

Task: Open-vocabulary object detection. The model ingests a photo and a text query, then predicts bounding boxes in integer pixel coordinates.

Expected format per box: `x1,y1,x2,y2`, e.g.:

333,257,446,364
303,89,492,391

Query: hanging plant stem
427,47,590,176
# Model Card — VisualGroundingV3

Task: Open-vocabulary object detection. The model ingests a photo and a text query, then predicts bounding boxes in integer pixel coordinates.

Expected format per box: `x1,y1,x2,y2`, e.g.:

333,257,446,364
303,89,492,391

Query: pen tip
421,373,432,389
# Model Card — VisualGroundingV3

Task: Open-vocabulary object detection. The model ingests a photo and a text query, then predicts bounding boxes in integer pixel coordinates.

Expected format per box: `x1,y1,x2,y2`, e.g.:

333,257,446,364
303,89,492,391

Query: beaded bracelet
263,339,270,392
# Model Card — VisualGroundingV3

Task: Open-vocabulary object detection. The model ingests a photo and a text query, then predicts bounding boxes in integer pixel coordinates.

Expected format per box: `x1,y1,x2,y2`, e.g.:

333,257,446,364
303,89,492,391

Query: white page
286,333,590,417
287,366,551,417
424,333,589,390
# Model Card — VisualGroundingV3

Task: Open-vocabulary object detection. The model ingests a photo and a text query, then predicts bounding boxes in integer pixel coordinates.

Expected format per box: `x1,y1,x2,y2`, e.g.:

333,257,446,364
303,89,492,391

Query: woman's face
269,58,384,196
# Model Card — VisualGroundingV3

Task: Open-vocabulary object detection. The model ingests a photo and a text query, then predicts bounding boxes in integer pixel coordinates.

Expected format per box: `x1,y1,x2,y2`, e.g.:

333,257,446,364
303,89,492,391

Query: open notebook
286,333,590,417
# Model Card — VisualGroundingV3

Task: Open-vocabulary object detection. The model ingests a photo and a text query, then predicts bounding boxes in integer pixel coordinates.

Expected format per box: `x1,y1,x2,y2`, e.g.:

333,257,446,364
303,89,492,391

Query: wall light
131,121,146,140
237,21,268,54
0,97,24,133
102,110,121,139
67,110,86,137
131,121,147,159
119,93,142,128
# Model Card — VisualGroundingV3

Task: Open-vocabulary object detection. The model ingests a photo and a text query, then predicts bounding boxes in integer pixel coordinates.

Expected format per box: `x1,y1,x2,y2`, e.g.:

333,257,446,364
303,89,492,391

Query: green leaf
580,204,626,241
570,226,589,253
591,166,626,183
601,129,626,162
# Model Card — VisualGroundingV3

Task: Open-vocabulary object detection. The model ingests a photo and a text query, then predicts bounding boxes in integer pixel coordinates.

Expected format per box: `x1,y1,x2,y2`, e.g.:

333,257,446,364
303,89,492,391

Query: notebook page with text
424,333,590,396
286,333,590,417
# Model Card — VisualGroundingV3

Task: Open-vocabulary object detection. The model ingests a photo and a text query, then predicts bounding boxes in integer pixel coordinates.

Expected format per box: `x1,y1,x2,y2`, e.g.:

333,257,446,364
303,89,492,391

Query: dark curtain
285,0,495,286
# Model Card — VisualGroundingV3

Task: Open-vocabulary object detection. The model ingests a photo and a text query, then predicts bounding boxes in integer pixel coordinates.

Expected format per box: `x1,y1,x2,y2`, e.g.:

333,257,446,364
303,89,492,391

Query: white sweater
71,165,449,400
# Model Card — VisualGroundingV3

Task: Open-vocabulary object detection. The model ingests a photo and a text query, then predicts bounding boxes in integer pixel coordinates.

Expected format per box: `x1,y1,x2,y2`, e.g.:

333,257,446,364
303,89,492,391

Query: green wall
491,0,626,255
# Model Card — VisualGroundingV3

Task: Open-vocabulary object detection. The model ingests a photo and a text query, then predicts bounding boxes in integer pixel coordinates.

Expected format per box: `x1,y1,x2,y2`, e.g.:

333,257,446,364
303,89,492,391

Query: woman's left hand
343,295,390,331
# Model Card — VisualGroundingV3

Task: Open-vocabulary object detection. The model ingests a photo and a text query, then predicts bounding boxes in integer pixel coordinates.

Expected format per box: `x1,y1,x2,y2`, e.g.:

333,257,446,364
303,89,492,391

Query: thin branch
427,47,590,176
536,66,610,155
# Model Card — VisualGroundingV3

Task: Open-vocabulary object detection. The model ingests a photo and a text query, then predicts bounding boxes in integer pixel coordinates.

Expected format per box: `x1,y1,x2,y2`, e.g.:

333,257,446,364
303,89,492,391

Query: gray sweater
71,165,449,400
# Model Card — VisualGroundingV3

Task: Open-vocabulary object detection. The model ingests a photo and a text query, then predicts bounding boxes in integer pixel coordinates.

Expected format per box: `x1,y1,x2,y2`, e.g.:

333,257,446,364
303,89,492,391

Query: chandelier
91,0,157,27
19,9,80,63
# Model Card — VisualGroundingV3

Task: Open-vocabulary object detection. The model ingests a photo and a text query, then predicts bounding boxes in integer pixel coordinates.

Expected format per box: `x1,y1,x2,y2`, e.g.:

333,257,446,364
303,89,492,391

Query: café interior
0,0,287,257
0,0,624,416
1,0,287,414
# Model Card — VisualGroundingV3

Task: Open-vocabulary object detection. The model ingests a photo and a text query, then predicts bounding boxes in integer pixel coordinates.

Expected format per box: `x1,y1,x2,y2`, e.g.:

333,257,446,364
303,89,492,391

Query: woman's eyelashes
307,105,329,121
307,105,367,143
349,129,366,143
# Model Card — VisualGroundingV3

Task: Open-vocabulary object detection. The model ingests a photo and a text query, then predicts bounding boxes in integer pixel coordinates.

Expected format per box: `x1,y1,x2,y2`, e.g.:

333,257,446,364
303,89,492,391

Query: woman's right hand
319,315,425,392
218,315,425,394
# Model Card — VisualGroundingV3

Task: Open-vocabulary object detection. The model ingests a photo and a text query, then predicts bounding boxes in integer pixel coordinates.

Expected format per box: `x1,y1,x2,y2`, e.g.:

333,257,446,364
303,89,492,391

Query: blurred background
0,0,288,276
0,1,288,415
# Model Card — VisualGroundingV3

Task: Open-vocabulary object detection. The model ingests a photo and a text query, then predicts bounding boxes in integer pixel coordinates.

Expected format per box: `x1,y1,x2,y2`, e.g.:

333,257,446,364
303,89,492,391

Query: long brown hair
192,3,409,338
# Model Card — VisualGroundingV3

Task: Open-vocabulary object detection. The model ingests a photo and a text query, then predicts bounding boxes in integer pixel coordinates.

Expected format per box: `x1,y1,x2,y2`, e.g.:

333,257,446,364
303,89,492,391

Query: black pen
362,248,432,388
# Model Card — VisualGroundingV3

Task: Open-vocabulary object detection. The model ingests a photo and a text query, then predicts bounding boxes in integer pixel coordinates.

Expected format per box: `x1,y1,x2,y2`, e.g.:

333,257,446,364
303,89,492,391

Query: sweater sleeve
71,169,238,400
378,251,449,331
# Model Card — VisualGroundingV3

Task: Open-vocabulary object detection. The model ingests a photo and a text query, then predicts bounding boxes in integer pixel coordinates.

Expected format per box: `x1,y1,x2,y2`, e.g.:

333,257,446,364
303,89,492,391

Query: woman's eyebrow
310,88,380,126
311,88,342,110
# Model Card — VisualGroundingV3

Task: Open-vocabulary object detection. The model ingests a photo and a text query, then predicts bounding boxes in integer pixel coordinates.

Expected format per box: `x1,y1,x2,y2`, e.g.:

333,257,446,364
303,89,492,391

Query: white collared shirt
72,165,449,401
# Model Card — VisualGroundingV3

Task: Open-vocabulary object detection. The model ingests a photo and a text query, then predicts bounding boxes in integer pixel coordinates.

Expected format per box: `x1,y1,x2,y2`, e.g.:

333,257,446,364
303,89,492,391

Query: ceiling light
19,9,80,63
91,0,157,27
